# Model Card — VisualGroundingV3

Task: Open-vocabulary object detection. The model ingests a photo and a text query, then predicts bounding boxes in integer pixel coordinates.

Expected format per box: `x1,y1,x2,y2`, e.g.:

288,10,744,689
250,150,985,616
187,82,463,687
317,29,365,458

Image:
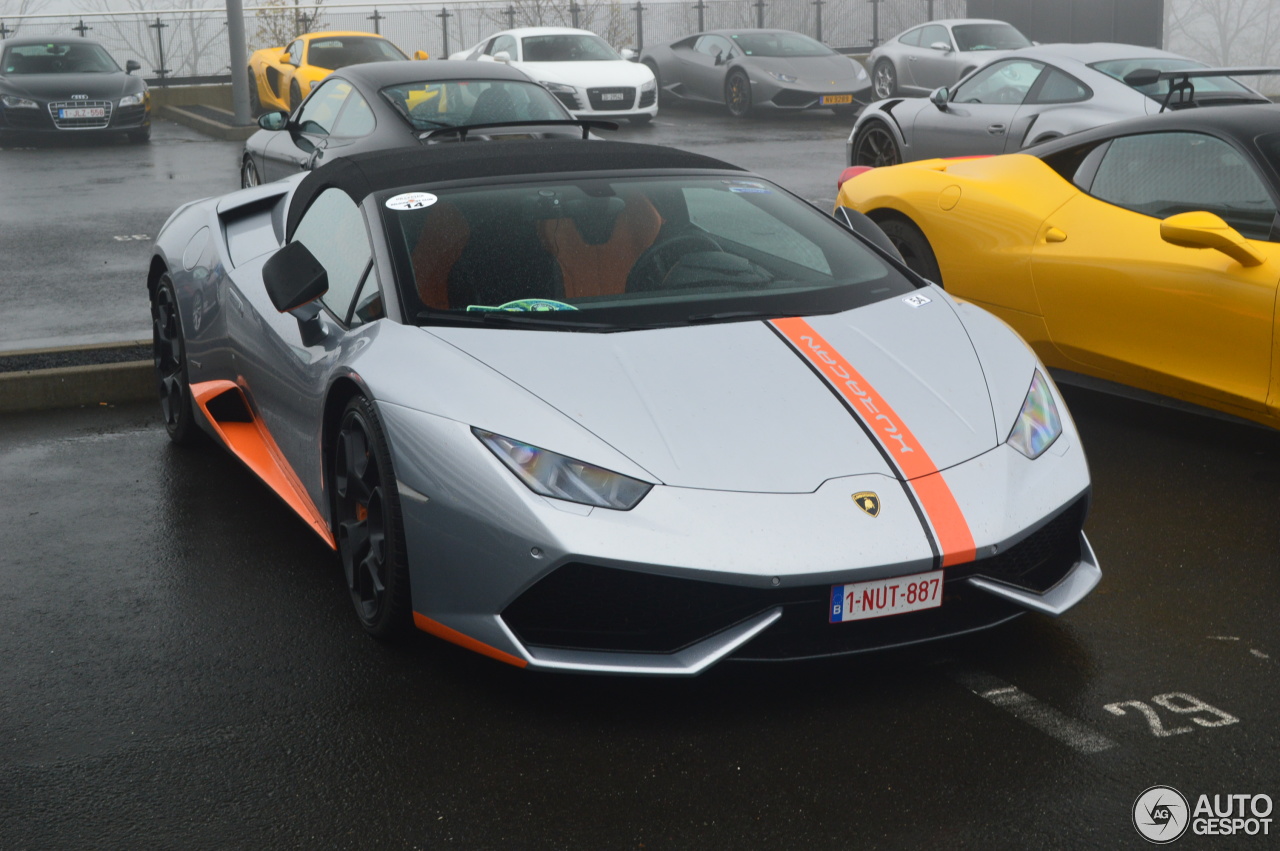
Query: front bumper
383,404,1096,675
0,100,149,135
551,84,658,120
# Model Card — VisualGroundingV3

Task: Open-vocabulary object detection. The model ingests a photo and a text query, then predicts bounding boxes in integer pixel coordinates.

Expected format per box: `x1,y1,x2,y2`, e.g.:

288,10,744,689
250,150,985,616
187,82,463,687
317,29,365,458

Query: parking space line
950,667,1119,754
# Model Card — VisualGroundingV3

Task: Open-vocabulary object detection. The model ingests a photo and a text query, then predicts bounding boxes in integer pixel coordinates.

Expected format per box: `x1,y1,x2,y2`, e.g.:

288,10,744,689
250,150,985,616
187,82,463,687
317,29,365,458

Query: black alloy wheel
241,155,259,189
852,121,901,167
333,395,412,639
725,69,752,118
877,215,942,284
872,59,898,99
289,79,303,113
151,274,200,445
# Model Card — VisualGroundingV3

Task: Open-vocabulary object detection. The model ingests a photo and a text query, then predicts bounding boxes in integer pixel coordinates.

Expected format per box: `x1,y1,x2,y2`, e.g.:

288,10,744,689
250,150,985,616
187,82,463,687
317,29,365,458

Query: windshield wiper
684,309,792,324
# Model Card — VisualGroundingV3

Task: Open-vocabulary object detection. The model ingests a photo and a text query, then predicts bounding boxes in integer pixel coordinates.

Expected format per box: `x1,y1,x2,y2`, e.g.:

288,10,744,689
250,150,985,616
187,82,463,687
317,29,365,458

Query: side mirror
1160,211,1265,267
264,241,328,317
413,50,430,60
280,51,293,65
125,59,141,74
493,50,511,63
929,87,949,109
929,41,953,53
257,110,288,131
619,47,637,61
711,46,725,65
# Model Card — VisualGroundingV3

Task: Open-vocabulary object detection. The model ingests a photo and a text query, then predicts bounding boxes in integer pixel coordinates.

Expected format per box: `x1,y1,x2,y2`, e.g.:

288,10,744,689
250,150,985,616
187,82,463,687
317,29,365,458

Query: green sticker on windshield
465,299,578,313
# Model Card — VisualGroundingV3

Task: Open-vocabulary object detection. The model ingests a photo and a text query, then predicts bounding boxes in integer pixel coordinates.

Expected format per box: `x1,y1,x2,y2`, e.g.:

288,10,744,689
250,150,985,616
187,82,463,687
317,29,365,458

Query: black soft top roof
286,139,746,238
1027,102,1280,159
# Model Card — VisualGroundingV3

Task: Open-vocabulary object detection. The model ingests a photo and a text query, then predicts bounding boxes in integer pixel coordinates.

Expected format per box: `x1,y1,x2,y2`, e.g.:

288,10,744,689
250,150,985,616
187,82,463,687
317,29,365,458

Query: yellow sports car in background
836,103,1280,430
248,31,428,114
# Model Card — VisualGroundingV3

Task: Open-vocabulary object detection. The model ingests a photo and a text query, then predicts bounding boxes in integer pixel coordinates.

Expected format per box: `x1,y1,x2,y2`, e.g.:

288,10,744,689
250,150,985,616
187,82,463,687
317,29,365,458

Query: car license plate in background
821,94,853,105
59,107,105,119
602,92,624,101
830,569,943,623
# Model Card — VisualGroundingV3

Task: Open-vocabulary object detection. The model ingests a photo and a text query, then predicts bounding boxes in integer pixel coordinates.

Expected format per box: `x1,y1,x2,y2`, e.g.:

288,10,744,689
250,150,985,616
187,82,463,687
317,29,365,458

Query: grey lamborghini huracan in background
848,42,1272,166
640,29,870,117
149,138,1098,675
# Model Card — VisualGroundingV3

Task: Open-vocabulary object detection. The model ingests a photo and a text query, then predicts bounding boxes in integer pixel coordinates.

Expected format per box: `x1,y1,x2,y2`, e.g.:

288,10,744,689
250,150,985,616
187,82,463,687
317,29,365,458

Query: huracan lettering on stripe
801,335,913,453
769,317,977,568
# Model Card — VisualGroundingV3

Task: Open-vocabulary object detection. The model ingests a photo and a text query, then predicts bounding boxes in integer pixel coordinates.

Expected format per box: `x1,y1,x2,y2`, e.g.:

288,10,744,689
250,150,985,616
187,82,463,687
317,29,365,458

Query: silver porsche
640,29,870,117
148,138,1098,675
867,18,1031,100
849,43,1271,167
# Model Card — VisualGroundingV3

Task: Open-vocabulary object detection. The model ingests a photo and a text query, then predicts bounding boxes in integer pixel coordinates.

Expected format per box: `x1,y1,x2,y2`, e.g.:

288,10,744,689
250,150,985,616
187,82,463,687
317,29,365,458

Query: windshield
307,36,406,70
521,34,620,62
1090,57,1254,98
382,175,913,331
952,24,1031,52
380,79,571,130
727,32,834,58
2,43,120,74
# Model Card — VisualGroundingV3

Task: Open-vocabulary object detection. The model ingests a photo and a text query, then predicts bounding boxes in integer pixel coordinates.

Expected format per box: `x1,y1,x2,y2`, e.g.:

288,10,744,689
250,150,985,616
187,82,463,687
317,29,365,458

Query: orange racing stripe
769,317,977,567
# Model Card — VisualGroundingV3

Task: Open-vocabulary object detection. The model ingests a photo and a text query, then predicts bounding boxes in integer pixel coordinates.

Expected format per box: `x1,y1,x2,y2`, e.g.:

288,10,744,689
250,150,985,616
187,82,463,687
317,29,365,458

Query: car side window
287,41,303,66
295,79,351,135
489,35,517,58
1090,132,1277,240
917,25,951,50
898,27,923,47
694,36,731,58
952,59,1044,105
1030,68,1090,104
331,88,375,137
291,188,373,321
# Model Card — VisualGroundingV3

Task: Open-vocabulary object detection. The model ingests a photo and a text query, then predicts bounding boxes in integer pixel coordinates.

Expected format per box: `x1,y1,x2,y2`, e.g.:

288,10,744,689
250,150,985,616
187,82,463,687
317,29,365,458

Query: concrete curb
0,360,154,414
161,104,257,142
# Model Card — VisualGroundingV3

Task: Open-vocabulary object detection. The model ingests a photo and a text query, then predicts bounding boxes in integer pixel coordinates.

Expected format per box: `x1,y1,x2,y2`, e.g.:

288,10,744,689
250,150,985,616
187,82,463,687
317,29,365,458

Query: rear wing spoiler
1122,66,1280,112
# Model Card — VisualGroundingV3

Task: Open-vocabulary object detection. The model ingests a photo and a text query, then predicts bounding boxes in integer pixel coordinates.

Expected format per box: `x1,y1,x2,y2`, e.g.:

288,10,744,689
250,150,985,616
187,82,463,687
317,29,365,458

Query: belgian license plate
602,92,625,101
830,569,943,623
821,94,853,105
60,107,104,118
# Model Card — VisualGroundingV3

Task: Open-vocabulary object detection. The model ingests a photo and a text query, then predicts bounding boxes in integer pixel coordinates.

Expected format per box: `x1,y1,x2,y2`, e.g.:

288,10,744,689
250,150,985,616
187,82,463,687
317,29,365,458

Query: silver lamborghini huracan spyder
148,139,1099,675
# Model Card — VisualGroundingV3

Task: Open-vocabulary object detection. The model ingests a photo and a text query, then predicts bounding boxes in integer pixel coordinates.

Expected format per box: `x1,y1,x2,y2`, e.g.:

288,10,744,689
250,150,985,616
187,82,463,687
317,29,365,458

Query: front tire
643,60,667,105
630,113,654,125
151,273,201,445
333,395,412,640
851,120,901,167
725,69,752,118
240,155,259,189
876,214,942,284
872,59,898,99
127,126,151,144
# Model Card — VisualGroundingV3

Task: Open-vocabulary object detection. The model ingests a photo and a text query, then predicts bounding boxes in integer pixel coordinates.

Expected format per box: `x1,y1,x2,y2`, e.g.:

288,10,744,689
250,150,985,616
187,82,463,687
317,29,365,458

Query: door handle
987,124,1005,135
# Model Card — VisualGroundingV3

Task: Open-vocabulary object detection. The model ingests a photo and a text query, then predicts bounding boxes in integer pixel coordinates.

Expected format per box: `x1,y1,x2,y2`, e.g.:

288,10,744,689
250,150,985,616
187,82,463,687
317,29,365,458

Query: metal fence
0,0,966,83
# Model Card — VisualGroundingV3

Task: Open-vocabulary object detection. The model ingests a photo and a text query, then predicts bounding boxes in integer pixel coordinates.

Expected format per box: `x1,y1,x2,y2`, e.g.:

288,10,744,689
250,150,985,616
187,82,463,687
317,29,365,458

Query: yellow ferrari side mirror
413,50,430,60
1160,211,1265,267
280,51,292,64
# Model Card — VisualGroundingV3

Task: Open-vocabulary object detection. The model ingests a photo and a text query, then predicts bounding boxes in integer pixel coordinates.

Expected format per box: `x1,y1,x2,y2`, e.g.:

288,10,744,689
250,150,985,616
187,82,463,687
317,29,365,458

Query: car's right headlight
1007,370,1062,459
474,428,652,510
539,81,577,94
1,95,38,109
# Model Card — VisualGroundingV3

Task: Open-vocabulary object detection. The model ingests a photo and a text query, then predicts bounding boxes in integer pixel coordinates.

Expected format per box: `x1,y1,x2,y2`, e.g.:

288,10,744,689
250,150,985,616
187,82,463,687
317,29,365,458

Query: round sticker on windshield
385,192,438,211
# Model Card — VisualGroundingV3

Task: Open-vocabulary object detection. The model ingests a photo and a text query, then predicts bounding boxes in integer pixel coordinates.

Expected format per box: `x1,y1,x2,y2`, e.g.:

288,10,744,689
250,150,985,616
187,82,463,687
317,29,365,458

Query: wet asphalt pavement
2,107,1278,849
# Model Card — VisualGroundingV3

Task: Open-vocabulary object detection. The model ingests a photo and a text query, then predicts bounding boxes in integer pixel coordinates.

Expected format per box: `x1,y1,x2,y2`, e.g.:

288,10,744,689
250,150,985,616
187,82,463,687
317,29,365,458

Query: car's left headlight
767,71,798,83
854,63,868,80
1,95,38,109
475,429,653,510
1007,371,1062,459
119,92,146,107
539,81,577,95
640,78,656,92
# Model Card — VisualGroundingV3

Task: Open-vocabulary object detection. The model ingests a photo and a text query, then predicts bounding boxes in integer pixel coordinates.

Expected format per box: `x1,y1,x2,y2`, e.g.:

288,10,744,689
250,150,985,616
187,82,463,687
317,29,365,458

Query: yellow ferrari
248,31,428,114
836,104,1280,430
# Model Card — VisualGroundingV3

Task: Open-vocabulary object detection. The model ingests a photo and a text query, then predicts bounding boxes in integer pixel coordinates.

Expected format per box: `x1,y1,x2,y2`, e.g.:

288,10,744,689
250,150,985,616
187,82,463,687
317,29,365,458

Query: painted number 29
1103,693,1238,737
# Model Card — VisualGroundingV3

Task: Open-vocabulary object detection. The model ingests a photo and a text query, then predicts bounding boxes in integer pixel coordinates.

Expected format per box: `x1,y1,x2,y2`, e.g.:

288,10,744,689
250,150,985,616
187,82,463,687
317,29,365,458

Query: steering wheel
627,233,723,291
